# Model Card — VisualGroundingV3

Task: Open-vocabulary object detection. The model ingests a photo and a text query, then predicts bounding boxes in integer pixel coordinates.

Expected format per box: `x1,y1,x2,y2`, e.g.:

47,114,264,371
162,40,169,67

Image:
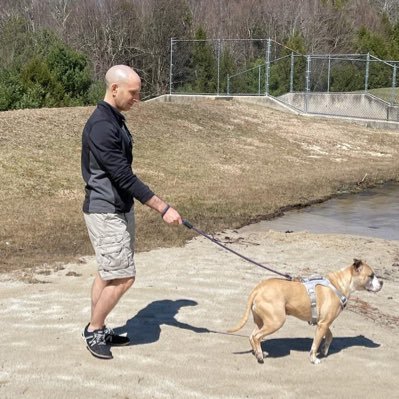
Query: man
81,65,182,359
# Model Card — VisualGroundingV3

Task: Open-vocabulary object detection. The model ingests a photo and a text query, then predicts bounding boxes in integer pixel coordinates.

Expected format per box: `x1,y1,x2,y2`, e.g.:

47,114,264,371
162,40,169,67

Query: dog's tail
227,288,258,333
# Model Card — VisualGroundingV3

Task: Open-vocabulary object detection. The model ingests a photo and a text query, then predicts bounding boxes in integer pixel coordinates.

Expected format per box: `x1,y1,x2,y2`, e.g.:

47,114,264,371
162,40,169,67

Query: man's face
113,76,141,111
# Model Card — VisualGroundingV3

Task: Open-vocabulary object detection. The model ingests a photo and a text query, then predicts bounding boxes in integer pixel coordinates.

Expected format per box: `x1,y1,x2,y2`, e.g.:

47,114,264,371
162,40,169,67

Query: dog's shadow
233,335,380,358
114,299,209,345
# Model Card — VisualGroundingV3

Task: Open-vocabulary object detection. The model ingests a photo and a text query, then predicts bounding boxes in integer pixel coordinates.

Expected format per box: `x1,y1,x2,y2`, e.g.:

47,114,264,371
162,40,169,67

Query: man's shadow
114,299,209,345
234,335,380,358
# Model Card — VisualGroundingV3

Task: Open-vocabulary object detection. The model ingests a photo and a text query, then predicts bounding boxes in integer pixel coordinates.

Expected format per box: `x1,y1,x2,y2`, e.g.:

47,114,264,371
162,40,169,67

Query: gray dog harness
301,276,348,325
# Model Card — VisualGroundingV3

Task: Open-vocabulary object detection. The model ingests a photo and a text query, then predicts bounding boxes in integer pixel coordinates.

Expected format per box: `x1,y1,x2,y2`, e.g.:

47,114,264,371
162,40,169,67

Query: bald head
105,65,140,88
104,65,141,111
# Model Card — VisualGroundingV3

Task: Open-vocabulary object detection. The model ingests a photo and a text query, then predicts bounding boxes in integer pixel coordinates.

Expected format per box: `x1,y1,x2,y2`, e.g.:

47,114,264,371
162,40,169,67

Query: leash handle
182,219,292,280
182,219,193,229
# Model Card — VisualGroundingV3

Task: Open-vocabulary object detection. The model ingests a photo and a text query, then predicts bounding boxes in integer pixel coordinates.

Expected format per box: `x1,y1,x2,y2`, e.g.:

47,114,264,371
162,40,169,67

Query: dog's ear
353,258,363,271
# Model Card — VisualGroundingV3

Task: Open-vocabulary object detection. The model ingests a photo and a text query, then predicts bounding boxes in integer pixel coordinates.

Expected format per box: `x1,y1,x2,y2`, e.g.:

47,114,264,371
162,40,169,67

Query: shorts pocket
96,234,126,270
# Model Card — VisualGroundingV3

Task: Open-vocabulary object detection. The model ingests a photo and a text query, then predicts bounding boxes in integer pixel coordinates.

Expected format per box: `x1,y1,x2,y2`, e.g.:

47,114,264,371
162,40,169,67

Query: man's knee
115,276,135,293
125,276,135,290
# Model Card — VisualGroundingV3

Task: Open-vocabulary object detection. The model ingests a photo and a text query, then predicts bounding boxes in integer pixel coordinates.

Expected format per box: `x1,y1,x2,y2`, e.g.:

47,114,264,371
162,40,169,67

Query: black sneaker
104,326,130,346
82,324,113,359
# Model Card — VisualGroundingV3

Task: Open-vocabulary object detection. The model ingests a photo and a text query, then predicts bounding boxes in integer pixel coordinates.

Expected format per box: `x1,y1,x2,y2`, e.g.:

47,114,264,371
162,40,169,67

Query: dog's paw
309,351,321,364
310,357,321,365
254,352,264,363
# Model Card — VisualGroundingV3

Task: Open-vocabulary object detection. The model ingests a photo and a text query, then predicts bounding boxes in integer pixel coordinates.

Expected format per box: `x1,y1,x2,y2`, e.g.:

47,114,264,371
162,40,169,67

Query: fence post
392,64,397,105
305,55,311,112
290,52,294,92
265,38,271,96
258,65,261,95
217,39,221,96
327,54,331,92
365,52,370,93
227,75,230,95
169,37,174,95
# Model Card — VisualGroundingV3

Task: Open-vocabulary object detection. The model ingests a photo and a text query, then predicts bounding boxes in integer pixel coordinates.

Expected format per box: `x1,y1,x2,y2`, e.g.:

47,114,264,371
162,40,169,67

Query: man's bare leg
88,273,135,330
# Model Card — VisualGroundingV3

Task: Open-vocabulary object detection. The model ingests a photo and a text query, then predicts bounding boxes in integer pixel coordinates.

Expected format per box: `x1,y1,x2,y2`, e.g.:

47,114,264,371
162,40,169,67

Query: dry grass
369,87,398,103
1,99,399,273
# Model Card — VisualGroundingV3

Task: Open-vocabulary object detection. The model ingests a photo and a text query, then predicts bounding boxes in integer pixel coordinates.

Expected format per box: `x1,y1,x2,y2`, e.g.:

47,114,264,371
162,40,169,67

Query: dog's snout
365,275,383,292
372,276,383,292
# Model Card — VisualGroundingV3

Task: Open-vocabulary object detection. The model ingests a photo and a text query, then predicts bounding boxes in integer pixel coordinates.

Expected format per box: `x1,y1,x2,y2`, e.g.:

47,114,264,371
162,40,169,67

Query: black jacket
81,101,154,213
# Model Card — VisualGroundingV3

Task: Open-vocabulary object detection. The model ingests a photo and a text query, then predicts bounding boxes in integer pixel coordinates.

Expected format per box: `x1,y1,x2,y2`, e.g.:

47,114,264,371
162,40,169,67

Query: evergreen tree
355,26,394,90
0,25,93,110
220,46,237,94
191,27,216,93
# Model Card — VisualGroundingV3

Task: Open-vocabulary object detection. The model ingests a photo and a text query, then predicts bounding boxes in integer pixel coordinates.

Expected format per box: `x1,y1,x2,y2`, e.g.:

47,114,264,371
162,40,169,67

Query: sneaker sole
107,339,130,347
86,345,113,359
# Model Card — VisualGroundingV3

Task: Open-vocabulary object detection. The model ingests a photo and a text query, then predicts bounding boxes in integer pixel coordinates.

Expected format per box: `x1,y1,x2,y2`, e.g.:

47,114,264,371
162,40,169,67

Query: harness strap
302,276,348,325
308,284,318,325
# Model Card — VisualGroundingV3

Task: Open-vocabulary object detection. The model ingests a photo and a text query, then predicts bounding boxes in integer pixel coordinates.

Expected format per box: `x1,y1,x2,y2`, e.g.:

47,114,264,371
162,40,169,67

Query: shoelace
104,326,114,337
89,330,107,346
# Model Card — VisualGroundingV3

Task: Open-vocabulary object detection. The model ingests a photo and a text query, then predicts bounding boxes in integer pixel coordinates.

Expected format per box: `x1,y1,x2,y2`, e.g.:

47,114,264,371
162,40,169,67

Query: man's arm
89,121,182,223
88,121,154,203
145,195,182,225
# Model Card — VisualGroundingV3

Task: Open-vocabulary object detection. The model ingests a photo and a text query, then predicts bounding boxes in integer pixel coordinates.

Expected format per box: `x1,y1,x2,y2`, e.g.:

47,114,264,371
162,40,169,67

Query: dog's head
351,259,383,293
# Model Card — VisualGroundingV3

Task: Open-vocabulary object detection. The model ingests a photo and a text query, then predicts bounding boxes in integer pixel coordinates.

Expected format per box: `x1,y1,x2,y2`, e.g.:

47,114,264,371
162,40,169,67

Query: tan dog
228,259,383,364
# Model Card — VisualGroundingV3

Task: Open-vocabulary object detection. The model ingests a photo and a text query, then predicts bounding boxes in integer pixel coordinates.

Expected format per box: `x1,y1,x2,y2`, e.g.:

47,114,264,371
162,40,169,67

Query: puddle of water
249,182,399,240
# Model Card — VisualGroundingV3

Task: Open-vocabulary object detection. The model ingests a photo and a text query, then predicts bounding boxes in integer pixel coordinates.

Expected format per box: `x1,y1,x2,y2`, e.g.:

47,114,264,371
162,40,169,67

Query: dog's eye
369,273,375,279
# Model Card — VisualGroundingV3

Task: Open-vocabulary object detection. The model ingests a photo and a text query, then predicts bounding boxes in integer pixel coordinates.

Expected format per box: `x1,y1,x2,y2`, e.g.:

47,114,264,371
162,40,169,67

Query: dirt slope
1,100,399,272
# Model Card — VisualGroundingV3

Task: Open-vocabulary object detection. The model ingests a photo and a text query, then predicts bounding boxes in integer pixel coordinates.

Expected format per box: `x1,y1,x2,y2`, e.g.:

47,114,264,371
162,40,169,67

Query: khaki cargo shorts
83,211,135,280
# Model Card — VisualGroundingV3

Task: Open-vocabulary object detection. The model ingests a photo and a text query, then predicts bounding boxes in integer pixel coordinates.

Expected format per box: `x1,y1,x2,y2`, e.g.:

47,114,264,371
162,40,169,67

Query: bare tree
1,0,398,98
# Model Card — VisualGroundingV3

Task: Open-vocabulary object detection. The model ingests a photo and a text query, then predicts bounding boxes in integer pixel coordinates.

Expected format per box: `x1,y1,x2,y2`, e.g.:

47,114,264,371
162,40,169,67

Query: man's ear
111,83,119,95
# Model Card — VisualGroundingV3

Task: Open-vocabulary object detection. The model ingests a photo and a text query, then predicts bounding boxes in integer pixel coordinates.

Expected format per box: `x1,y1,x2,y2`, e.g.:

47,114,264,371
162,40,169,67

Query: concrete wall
149,94,300,114
278,92,399,122
147,94,220,103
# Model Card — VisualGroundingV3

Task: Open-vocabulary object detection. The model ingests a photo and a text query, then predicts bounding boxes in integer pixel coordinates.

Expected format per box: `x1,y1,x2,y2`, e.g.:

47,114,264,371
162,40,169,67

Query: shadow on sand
114,299,209,345
233,335,380,358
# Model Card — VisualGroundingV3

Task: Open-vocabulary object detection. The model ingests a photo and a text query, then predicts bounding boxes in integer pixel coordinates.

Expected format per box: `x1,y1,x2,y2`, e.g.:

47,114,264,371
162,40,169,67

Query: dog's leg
309,323,330,364
252,312,263,331
320,327,333,357
250,304,285,363
251,321,285,363
249,313,263,359
249,326,260,356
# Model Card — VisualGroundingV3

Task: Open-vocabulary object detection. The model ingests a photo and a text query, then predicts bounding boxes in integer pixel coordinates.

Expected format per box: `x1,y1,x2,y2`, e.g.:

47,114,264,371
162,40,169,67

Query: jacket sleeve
88,120,154,204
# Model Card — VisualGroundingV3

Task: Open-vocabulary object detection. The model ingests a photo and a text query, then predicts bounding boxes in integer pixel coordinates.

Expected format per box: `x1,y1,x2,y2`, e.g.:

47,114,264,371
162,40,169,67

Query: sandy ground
0,224,398,399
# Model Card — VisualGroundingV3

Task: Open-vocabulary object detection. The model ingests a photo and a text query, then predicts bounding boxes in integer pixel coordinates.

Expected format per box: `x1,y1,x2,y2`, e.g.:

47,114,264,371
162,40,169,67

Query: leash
182,219,293,280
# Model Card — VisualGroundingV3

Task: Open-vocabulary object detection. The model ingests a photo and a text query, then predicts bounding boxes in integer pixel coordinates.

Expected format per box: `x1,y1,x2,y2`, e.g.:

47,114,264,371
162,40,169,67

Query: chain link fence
170,38,275,96
169,38,399,121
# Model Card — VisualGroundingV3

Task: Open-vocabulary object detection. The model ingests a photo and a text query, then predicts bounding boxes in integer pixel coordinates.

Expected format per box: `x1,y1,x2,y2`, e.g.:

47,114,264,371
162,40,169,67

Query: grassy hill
368,87,399,103
1,99,399,273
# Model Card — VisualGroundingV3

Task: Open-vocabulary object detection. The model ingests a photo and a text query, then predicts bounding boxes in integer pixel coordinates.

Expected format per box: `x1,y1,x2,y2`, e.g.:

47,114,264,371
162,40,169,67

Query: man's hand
162,206,182,225
145,195,182,225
